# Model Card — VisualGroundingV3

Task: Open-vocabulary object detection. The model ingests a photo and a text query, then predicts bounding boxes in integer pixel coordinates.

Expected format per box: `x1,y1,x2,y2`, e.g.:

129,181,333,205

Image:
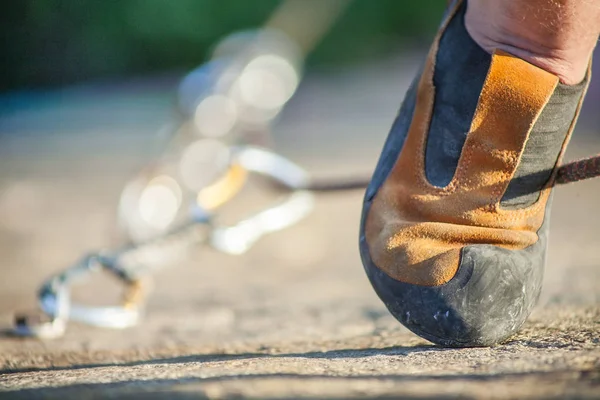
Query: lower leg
465,0,600,85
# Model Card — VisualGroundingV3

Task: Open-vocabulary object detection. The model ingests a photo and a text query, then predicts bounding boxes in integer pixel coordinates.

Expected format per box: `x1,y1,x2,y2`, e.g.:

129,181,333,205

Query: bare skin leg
465,0,600,85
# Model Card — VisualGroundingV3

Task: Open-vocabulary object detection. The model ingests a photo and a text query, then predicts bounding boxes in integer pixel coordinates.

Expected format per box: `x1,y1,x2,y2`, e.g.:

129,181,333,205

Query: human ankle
464,1,597,85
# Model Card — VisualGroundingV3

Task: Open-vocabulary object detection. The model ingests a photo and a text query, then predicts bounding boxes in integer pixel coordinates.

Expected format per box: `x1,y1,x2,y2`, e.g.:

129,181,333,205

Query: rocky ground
0,56,599,399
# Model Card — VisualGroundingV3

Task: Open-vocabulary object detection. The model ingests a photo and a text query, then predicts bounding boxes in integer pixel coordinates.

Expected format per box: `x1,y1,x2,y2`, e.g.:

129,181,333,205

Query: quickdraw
14,146,320,338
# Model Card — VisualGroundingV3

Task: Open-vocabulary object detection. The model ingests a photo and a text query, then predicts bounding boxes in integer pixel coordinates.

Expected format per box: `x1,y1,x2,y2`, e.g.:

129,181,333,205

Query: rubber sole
359,197,549,347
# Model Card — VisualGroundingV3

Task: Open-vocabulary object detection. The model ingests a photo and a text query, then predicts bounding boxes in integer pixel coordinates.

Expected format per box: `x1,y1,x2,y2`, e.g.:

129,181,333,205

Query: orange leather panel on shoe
364,9,560,286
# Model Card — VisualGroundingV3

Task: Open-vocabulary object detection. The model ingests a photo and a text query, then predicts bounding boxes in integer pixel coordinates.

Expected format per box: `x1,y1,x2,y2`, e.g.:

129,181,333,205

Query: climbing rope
556,154,600,185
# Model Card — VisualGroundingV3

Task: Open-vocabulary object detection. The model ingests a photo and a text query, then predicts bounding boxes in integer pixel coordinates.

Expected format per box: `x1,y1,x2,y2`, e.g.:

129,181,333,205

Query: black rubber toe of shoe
359,200,549,348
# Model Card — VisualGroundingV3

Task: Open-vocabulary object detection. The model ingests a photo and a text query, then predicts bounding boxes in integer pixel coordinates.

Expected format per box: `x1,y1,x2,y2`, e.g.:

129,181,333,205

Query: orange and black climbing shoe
359,0,592,347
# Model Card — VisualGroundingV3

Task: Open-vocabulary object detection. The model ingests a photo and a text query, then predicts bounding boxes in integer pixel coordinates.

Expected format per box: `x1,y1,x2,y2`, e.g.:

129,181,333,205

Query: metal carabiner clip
13,279,69,339
210,146,315,254
13,254,144,337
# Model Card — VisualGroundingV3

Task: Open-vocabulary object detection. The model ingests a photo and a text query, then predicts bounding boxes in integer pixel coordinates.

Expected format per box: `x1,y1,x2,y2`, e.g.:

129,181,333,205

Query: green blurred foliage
1,0,445,91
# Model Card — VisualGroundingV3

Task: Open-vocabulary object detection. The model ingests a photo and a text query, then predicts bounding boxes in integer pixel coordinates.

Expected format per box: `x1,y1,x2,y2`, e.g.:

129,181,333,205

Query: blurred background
0,0,599,353
1,0,444,91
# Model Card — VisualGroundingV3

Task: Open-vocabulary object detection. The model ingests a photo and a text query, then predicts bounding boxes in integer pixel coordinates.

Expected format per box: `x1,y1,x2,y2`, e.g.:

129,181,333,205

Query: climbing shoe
359,0,590,347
